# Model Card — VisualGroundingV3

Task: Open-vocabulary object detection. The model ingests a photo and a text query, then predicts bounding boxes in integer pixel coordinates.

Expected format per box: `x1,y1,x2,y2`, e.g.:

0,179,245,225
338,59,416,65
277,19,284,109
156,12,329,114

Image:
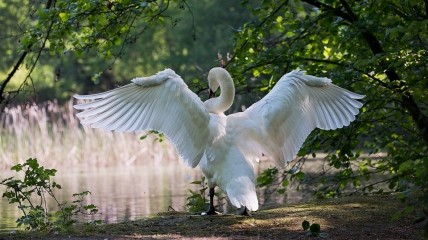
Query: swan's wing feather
74,69,211,167
227,70,364,166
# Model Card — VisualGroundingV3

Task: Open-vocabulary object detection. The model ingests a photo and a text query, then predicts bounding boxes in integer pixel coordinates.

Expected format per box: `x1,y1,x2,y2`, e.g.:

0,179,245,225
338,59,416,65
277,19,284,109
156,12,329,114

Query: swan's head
204,67,235,114
208,68,223,93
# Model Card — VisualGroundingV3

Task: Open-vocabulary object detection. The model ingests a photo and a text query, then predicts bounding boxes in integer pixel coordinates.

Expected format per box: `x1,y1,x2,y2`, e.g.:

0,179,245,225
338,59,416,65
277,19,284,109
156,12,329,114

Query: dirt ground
0,195,424,240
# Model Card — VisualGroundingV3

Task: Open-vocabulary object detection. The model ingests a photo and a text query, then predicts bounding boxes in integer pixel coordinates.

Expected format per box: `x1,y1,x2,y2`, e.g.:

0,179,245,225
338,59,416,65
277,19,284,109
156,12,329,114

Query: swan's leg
238,206,250,216
202,187,218,215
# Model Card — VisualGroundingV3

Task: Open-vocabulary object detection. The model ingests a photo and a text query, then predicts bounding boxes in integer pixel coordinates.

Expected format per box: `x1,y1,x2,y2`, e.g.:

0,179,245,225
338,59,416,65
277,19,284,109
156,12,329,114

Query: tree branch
338,0,358,21
339,0,428,145
0,0,55,105
302,0,353,22
304,0,428,145
425,0,428,18
0,49,30,104
226,0,290,68
299,57,391,89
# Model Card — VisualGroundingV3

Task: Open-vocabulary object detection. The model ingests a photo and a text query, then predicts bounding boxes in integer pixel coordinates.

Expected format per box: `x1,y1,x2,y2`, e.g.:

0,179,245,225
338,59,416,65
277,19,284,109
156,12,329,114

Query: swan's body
74,68,364,214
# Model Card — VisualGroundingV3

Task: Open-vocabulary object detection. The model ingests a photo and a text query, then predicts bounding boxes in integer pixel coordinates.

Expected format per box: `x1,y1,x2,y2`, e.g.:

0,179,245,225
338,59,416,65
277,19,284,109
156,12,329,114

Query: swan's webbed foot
238,206,250,216
201,205,220,215
201,187,220,216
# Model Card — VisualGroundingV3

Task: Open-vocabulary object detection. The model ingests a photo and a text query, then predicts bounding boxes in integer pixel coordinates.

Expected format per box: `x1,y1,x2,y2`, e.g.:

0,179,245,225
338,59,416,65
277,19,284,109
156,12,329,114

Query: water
0,161,202,231
0,157,324,232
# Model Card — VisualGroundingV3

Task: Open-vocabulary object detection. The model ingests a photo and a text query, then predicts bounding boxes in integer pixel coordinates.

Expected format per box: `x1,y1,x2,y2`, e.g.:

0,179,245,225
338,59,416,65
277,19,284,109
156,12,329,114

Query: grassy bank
0,195,423,240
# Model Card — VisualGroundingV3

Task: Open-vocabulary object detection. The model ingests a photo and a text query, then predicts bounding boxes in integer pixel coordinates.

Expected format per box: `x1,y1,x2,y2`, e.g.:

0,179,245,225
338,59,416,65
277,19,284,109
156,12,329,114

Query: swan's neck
204,68,235,114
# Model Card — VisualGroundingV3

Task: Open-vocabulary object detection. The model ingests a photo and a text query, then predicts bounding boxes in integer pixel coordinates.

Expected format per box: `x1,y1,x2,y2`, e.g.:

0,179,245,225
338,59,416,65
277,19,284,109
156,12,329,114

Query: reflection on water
0,157,317,232
0,160,202,231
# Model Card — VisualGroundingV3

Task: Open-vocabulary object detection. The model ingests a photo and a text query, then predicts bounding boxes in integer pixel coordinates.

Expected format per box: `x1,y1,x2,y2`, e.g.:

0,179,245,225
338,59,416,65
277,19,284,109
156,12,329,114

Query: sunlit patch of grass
0,100,178,170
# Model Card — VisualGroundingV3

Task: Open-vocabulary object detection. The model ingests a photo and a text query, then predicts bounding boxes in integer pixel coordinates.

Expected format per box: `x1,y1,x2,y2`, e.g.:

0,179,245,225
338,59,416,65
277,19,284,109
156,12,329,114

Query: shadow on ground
1,195,423,240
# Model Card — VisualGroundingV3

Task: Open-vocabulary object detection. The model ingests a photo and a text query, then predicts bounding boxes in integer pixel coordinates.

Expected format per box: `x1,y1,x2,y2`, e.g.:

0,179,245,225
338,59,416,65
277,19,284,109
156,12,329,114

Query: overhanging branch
303,0,428,144
0,0,56,105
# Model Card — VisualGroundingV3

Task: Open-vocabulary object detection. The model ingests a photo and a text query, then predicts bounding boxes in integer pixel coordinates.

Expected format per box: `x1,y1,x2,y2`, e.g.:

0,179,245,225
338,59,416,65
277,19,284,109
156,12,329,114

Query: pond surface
0,161,201,231
0,158,314,232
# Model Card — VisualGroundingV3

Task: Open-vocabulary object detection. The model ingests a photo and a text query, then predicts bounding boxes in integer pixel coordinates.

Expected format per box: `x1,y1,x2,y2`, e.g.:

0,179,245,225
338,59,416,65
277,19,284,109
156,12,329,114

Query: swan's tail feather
225,176,258,211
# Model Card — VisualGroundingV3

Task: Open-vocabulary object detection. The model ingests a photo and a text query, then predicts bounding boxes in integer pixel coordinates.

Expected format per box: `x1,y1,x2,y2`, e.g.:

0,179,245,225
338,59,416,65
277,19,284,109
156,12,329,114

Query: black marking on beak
208,89,216,99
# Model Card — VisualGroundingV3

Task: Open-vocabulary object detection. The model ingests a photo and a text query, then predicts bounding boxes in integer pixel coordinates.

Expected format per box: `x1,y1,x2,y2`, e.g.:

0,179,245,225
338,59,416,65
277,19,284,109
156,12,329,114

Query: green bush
1,158,99,231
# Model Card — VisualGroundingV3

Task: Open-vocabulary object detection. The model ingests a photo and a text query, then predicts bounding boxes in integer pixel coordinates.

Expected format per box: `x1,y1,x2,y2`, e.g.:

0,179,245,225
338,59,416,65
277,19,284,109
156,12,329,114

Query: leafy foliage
1,0,179,104
1,158,99,231
228,0,428,232
0,0,252,105
186,176,209,213
140,130,166,143
302,220,327,237
185,176,226,213
257,167,279,188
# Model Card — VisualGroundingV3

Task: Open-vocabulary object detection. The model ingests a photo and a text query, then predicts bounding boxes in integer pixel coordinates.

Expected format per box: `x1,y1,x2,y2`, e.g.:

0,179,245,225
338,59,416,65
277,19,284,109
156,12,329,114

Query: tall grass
0,100,204,230
0,99,180,170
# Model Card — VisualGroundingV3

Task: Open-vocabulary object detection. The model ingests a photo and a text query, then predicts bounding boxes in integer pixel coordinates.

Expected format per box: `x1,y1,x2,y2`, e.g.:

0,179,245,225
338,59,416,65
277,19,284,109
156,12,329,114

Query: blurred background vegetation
0,0,253,103
0,0,427,234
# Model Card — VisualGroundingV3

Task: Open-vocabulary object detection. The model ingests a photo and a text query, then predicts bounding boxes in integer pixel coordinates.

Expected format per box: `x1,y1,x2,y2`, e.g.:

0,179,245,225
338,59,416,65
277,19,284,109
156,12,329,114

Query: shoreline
1,194,423,240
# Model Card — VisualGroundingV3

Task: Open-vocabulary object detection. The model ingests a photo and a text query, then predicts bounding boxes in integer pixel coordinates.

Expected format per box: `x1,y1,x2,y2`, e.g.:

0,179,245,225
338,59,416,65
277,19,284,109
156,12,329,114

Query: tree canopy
1,0,427,234
229,0,427,231
0,0,251,103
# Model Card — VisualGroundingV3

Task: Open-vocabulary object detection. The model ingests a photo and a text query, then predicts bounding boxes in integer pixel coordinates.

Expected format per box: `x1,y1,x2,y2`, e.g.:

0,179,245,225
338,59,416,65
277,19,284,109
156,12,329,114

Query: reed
0,100,179,170
0,100,204,230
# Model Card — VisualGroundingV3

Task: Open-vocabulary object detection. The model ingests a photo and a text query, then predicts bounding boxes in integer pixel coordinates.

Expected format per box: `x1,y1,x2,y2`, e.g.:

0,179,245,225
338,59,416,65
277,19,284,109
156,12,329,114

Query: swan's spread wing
74,69,211,167
227,70,364,166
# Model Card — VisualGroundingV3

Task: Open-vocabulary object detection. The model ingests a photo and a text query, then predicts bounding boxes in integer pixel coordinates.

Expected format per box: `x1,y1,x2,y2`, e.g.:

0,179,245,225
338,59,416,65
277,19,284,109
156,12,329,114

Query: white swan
73,67,364,215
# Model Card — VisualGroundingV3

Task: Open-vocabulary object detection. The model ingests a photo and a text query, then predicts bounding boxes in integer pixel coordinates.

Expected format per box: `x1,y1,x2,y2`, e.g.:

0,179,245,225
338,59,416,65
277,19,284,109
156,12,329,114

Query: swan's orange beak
208,89,215,99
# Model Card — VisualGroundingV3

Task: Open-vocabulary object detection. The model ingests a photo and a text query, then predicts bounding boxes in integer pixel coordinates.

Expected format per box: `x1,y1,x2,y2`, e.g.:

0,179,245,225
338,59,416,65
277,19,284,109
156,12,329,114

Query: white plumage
74,67,364,214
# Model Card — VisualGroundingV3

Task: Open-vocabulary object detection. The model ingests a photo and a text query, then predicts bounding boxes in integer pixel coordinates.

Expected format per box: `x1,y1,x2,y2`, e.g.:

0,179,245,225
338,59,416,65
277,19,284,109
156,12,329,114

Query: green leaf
140,134,148,140
26,158,39,169
277,188,286,194
11,164,23,172
295,172,305,181
257,167,279,187
52,182,62,189
310,223,321,234
59,12,69,22
281,179,289,187
302,220,310,230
